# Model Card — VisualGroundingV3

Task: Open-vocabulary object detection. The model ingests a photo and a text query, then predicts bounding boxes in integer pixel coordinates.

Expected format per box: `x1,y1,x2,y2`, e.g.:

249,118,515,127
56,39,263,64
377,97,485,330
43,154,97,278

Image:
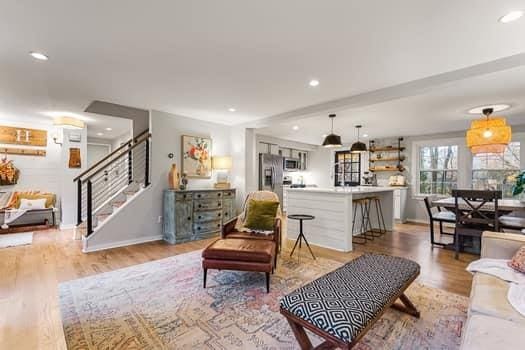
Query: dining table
431,197,525,214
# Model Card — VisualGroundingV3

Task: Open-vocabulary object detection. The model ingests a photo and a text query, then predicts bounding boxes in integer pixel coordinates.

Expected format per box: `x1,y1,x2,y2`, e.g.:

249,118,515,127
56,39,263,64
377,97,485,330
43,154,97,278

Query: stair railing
73,130,151,236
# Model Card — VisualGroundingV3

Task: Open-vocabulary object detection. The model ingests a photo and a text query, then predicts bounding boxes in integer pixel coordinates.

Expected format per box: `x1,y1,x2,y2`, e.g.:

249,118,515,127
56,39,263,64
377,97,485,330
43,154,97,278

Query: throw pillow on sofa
19,198,47,210
508,245,525,273
244,199,279,231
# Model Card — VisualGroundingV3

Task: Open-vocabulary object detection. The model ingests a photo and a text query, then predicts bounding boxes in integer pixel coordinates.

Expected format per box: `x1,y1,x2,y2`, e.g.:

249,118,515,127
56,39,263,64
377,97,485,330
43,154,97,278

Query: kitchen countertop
285,186,397,194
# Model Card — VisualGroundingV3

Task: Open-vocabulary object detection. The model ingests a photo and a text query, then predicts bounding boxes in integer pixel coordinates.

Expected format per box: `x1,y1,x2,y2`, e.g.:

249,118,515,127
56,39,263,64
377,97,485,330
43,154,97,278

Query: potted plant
511,170,525,202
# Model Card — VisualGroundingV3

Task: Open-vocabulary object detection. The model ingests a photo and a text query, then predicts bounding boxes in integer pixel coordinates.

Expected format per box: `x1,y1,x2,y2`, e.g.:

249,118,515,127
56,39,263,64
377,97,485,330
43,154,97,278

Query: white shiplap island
285,187,395,252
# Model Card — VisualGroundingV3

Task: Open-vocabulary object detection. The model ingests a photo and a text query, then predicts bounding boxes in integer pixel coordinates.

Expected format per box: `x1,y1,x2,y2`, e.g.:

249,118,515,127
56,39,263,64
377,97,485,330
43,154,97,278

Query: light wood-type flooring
0,222,476,349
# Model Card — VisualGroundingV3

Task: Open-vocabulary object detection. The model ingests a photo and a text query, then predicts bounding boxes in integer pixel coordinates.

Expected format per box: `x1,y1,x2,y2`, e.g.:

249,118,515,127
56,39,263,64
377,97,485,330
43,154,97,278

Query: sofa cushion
469,273,525,323
461,314,525,349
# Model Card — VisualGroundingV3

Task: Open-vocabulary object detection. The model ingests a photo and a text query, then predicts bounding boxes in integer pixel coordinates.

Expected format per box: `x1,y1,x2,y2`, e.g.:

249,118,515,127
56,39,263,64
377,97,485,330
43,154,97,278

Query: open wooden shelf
369,147,405,152
369,156,405,162
369,166,405,172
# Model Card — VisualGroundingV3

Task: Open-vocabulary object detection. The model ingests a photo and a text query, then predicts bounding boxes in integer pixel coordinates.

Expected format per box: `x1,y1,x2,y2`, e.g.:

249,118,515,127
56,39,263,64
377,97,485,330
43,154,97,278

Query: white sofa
461,231,525,349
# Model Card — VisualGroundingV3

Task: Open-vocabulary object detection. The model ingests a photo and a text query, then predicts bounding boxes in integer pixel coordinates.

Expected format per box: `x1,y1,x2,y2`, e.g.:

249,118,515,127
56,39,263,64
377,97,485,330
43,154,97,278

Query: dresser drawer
222,190,235,198
194,191,223,200
194,210,223,223
175,192,193,201
194,220,222,234
194,199,222,211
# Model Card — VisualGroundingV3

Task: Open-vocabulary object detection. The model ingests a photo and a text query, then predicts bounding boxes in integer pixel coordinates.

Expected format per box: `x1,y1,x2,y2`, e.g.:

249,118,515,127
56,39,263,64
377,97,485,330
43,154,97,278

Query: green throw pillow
244,199,279,231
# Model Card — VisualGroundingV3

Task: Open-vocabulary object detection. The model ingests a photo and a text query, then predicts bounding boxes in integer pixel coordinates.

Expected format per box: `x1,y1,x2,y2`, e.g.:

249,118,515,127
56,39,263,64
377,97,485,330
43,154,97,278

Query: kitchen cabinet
393,187,408,223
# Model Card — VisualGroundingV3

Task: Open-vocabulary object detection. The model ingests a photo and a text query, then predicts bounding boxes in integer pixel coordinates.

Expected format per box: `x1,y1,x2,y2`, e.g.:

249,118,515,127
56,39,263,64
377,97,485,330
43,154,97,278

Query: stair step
112,200,126,208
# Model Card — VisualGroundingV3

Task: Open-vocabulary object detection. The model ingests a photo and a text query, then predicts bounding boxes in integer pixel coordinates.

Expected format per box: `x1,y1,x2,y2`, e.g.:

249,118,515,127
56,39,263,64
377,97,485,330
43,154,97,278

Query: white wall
85,110,238,250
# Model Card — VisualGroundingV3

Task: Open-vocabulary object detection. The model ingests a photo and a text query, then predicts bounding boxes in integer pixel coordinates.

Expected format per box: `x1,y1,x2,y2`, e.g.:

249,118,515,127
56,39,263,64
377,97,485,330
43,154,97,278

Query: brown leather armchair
221,191,282,255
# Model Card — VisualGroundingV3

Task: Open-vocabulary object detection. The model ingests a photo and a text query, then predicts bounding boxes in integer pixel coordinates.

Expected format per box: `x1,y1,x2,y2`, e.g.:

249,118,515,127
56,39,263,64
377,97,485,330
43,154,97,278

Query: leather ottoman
202,238,276,293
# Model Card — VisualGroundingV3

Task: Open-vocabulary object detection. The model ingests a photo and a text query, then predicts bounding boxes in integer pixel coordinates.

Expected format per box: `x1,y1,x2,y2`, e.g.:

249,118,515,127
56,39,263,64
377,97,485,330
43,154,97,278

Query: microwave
284,157,301,171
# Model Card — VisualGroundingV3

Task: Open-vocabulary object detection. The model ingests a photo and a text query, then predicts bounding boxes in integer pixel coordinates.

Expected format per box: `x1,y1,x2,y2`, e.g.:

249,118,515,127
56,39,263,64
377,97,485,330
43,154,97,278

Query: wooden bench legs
390,293,421,318
281,292,420,350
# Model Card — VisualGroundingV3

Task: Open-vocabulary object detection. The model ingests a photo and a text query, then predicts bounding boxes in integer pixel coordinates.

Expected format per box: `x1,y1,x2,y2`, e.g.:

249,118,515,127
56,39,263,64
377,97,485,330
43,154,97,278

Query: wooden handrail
81,133,151,184
73,129,150,182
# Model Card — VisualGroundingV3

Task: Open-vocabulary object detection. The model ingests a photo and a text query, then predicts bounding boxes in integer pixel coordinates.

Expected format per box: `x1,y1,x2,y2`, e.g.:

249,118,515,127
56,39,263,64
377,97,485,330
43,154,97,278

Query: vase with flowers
511,170,525,203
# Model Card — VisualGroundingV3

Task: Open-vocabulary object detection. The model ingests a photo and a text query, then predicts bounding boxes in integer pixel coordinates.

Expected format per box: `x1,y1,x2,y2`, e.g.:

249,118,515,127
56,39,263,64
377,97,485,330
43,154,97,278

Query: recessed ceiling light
228,108,236,112
309,79,320,87
105,127,112,131
292,125,299,131
362,134,369,138
499,11,523,23
97,132,104,136
30,51,49,60
468,104,510,114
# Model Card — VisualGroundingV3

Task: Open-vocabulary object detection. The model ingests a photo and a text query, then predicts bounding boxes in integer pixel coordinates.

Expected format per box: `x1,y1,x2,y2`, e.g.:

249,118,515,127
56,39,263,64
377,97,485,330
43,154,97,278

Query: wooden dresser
163,188,236,244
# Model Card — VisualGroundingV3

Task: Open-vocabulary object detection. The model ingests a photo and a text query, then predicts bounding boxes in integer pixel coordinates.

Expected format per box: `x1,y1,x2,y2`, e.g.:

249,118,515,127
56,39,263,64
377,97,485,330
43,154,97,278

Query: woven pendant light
466,108,511,154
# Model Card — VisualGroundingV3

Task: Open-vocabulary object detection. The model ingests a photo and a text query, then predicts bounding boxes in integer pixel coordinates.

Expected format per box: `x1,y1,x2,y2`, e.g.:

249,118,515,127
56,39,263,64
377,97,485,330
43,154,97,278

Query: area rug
59,251,468,349
0,232,33,249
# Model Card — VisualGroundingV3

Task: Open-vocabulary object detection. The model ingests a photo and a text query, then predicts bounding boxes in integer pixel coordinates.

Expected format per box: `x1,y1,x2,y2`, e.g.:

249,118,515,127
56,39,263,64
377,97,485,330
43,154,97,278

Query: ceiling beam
241,53,525,128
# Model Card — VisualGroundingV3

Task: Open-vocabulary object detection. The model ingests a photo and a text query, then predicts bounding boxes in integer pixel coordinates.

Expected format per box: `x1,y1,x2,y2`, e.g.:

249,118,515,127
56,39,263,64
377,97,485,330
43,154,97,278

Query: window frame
412,138,466,198
471,141,521,198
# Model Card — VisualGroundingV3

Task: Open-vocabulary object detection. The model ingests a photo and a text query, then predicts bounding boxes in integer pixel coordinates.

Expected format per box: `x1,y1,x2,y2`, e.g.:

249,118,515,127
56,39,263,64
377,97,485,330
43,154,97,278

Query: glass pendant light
466,108,511,154
350,125,367,153
322,114,342,147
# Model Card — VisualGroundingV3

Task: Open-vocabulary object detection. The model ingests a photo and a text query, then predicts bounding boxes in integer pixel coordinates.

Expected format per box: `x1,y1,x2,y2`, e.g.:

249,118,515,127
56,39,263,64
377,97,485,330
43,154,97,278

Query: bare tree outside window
419,145,458,195
472,142,520,198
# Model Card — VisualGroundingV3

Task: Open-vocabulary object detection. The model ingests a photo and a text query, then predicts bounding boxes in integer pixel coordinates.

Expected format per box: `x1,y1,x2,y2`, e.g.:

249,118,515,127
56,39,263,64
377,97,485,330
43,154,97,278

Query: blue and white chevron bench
280,254,420,350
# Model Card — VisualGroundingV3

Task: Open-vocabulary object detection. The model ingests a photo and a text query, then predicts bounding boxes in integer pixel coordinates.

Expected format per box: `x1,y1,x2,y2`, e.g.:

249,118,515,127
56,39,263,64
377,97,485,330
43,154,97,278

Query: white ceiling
0,1,524,129
257,65,525,144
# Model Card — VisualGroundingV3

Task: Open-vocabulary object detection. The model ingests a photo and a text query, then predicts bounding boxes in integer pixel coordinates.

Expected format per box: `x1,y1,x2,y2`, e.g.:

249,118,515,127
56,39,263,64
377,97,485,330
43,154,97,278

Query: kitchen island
285,187,396,252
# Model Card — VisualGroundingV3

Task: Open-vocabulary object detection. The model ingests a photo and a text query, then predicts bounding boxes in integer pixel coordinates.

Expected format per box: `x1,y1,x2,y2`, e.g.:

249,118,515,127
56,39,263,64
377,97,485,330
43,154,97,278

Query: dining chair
423,196,456,247
452,189,501,259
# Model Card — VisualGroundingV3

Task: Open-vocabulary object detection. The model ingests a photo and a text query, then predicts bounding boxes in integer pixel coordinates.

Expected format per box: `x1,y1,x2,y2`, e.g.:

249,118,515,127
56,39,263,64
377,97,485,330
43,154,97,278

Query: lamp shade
350,141,367,153
466,117,511,154
322,134,342,147
212,156,232,170
53,116,85,129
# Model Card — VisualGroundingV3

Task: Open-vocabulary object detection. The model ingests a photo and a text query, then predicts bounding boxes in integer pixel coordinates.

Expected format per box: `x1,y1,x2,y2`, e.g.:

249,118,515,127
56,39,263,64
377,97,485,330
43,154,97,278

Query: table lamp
212,156,232,189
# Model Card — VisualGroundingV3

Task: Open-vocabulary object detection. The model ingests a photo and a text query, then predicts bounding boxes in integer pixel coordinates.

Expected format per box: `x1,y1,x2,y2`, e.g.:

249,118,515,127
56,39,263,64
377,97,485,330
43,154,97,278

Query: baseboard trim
83,234,163,253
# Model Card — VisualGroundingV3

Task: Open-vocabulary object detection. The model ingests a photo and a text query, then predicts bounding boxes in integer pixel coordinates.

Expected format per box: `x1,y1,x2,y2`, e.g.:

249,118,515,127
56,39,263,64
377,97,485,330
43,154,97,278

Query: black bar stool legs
370,196,387,236
352,198,373,244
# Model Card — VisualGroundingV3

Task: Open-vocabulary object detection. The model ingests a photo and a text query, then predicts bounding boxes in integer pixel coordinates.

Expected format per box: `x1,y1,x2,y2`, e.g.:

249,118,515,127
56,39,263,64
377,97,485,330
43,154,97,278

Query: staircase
74,130,151,238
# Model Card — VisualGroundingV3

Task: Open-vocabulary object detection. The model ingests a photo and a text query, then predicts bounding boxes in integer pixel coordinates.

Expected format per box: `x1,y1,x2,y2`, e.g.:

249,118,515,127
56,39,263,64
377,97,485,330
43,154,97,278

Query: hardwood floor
0,222,476,349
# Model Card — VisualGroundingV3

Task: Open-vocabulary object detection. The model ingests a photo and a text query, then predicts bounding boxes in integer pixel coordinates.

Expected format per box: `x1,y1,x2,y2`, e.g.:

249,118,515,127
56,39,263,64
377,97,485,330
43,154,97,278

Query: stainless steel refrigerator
259,153,284,204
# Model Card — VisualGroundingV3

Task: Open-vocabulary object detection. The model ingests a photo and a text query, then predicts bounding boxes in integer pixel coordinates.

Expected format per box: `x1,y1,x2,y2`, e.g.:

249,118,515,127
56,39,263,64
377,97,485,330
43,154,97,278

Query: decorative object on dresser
368,138,405,172
163,188,236,244
211,155,232,189
181,135,212,178
168,163,180,189
0,125,47,146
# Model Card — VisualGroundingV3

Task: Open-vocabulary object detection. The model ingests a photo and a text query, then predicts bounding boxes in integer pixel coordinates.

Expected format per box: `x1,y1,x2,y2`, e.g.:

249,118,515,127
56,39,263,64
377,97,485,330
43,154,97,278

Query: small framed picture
181,135,212,178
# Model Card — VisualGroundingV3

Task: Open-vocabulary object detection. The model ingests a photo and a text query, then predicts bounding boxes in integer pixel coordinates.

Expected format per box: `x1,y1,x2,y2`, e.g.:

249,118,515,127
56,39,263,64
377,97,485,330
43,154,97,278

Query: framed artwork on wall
181,135,212,178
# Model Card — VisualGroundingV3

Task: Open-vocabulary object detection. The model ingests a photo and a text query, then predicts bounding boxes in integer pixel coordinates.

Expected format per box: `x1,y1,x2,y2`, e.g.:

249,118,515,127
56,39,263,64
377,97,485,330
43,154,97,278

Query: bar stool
368,196,387,235
288,214,316,260
352,198,373,244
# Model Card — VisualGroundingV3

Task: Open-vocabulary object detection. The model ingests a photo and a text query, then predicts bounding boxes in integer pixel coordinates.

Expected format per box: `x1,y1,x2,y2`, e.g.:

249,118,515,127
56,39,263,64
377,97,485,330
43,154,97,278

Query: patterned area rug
59,251,467,349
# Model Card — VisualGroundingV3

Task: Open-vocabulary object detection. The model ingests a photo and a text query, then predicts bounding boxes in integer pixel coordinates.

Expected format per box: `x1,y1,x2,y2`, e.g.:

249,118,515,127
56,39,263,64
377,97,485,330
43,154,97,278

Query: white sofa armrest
481,231,525,259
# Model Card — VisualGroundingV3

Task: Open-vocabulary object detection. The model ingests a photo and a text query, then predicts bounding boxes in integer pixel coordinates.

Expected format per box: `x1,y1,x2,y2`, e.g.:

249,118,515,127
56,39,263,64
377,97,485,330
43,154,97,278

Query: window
334,151,361,186
418,145,458,195
472,142,520,198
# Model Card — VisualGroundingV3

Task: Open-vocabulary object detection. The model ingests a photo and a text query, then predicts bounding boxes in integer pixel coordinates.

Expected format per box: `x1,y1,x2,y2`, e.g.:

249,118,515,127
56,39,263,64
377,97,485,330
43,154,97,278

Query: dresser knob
198,204,202,208
198,216,202,219
198,194,201,198
217,224,220,228
197,227,201,230
218,213,221,217
187,217,191,220
218,193,221,197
